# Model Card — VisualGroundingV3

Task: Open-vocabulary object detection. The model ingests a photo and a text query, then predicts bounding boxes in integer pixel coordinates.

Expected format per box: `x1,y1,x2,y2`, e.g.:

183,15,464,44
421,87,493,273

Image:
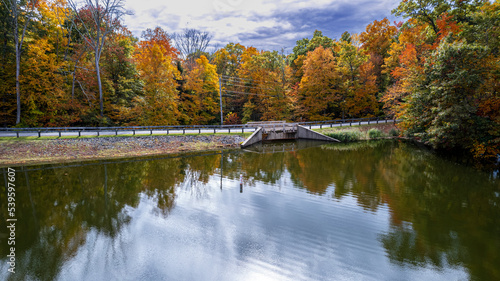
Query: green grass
324,129,364,142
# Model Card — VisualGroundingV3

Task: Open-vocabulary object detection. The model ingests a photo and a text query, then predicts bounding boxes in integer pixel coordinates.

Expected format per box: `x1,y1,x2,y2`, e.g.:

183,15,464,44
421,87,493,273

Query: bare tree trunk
15,53,20,124
1,0,38,125
96,56,103,116
71,70,76,100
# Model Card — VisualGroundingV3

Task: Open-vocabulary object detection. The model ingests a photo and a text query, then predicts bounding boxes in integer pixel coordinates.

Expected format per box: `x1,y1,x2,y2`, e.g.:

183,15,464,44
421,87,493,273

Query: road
0,120,395,138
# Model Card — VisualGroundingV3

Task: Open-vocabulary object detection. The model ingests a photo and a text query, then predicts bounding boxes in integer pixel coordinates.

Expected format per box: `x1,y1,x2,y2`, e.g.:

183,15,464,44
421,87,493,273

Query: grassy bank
313,123,400,142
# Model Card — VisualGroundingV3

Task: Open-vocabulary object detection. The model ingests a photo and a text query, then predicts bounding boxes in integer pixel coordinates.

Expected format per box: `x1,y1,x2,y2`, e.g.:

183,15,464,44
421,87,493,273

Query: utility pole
219,76,223,126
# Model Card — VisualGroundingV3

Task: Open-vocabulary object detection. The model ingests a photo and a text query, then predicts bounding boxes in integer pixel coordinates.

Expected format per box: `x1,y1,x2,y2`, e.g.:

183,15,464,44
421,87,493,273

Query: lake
1,140,499,280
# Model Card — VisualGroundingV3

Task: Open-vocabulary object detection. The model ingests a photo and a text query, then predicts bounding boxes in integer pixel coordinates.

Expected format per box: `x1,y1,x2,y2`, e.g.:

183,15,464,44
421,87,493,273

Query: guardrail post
199,128,201,134
368,119,370,125
183,129,185,134
115,129,118,136
214,128,216,134
167,129,169,135
242,128,244,133
59,131,61,137
229,128,231,133
38,130,41,138
150,129,152,135
359,119,361,126
16,131,19,138
97,130,100,137
133,130,135,136
78,130,81,137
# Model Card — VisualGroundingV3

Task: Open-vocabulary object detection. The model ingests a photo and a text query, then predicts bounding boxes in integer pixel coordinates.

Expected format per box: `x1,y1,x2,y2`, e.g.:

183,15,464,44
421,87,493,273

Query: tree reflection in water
0,141,498,280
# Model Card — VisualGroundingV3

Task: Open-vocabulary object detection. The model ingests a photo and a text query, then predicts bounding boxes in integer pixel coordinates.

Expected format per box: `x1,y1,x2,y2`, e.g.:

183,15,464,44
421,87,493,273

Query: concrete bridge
241,121,340,148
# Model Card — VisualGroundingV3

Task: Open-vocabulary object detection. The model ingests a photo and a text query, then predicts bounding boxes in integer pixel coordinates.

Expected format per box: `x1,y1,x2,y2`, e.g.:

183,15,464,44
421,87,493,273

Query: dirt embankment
0,135,245,166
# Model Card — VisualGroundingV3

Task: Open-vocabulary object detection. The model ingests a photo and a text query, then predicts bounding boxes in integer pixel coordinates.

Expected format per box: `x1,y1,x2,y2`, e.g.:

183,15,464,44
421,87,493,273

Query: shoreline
0,134,246,167
1,123,400,167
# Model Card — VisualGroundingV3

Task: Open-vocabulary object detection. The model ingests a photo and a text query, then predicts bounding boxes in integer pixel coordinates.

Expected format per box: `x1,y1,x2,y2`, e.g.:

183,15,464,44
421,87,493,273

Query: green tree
403,39,499,159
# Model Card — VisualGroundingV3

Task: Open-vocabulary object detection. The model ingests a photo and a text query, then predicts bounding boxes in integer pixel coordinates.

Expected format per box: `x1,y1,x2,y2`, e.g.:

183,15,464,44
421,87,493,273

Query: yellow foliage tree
182,55,220,124
134,28,181,125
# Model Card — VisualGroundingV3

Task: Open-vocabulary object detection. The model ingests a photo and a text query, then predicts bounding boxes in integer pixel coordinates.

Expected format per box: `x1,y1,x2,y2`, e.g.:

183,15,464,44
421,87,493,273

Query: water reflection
0,141,499,280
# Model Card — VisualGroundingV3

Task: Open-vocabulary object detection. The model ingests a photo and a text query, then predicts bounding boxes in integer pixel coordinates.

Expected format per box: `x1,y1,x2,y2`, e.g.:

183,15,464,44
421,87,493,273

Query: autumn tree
289,30,334,84
100,26,143,125
67,0,129,118
19,0,80,126
212,43,246,77
180,55,220,125
133,27,181,125
237,50,288,122
360,18,398,92
298,46,341,120
380,18,431,117
1,0,40,124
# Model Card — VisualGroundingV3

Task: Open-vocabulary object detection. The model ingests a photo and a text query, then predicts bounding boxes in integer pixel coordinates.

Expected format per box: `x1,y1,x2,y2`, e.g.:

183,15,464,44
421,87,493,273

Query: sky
122,0,403,52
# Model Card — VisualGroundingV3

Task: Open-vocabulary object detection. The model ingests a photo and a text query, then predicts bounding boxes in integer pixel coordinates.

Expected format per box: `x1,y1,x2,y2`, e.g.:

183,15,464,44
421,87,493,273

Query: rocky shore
0,135,246,166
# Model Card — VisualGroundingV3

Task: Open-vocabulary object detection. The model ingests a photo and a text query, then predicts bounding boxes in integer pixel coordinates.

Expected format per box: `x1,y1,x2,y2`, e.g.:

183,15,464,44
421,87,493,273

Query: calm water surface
1,140,499,281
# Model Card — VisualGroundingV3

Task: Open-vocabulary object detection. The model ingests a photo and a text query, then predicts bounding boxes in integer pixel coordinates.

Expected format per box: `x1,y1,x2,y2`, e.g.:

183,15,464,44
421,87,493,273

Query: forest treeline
0,0,499,160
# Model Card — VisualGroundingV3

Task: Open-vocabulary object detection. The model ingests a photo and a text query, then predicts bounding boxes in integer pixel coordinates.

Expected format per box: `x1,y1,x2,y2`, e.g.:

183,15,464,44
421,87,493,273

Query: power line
224,90,278,98
221,75,281,86
222,82,274,91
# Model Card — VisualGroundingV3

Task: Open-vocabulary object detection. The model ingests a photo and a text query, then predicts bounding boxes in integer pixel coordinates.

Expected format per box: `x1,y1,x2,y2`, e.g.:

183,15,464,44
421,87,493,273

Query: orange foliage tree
133,27,181,125
298,46,341,121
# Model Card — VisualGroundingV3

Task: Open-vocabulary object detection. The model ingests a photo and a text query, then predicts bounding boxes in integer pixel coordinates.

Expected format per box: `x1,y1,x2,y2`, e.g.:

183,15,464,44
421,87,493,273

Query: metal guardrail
0,116,395,138
296,116,396,129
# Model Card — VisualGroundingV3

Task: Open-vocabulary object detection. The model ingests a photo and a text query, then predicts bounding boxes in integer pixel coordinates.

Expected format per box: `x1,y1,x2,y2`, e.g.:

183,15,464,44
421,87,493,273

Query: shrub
368,128,383,139
326,130,363,142
389,128,399,137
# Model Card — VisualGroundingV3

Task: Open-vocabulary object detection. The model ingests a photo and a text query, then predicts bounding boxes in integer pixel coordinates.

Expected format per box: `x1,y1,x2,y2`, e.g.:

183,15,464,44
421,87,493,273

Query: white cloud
122,0,401,50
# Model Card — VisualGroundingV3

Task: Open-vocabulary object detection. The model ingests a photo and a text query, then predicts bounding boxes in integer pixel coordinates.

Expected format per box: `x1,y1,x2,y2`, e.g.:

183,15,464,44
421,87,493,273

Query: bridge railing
297,116,396,129
0,116,395,138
